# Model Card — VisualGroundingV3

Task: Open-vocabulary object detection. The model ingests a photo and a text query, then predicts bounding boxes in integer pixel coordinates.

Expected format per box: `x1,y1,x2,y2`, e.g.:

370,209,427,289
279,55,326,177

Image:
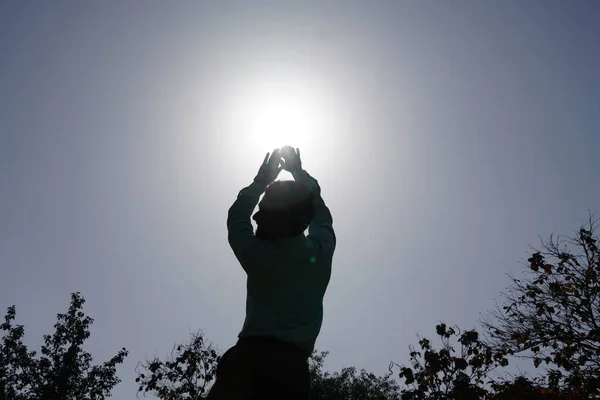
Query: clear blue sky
1,1,599,398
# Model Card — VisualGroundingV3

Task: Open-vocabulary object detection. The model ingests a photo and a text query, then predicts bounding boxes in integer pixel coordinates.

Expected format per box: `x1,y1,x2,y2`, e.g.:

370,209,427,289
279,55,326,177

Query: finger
263,152,270,165
268,149,281,166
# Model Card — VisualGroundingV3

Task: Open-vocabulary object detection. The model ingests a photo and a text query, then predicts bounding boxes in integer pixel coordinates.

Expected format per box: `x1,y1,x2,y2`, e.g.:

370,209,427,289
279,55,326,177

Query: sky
1,1,599,398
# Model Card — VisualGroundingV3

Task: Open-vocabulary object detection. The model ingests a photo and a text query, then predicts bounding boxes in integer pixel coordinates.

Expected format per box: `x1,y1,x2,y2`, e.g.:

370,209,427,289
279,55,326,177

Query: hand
254,148,283,186
280,146,302,174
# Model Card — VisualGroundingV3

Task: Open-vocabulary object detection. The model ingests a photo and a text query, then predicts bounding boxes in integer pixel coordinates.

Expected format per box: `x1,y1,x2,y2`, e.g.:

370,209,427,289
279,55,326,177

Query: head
253,180,315,241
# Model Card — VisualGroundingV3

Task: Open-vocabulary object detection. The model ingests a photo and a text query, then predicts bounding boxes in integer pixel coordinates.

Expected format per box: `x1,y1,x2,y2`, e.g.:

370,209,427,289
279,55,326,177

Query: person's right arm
292,169,336,255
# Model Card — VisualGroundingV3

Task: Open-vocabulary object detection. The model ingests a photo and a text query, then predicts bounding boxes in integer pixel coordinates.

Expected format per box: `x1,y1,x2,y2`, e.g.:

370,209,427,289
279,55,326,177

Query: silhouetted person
207,147,336,400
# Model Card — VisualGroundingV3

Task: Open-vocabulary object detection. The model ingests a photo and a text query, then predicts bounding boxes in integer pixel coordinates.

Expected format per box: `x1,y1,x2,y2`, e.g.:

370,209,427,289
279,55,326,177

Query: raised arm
292,169,336,254
281,146,336,254
227,181,266,262
227,150,282,263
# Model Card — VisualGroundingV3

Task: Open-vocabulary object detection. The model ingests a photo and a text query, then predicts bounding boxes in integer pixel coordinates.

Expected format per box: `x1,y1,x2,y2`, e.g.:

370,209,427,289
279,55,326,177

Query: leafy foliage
490,376,581,400
482,215,600,397
135,331,221,399
0,306,35,400
0,292,128,400
309,351,400,400
135,331,400,400
393,324,509,400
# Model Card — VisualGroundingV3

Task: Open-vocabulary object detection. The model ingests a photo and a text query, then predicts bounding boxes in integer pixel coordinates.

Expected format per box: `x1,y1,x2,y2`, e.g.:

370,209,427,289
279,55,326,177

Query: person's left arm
227,181,266,264
227,149,282,267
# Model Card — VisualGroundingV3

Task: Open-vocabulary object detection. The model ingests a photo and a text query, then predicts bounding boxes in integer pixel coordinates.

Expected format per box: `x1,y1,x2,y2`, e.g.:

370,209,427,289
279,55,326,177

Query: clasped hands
254,146,302,186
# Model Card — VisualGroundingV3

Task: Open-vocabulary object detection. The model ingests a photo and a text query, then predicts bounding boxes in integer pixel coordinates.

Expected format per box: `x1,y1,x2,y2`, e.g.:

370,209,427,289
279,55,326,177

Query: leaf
528,252,544,271
399,367,415,385
542,264,552,274
436,324,447,337
454,357,468,370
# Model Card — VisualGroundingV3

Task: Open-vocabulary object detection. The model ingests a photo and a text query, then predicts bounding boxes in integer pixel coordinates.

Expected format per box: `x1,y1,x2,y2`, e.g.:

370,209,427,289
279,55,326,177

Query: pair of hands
254,146,302,186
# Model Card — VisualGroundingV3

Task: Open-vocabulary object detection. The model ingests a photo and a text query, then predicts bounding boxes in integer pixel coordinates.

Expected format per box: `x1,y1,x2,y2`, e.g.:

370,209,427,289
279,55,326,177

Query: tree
135,331,221,399
309,351,400,400
0,292,128,400
392,323,509,400
0,306,35,400
490,376,579,400
136,330,400,400
481,215,600,397
392,324,583,399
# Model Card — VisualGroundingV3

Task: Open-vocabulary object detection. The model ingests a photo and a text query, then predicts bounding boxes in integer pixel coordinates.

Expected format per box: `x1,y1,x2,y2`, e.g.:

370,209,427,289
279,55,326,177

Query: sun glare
228,77,332,152
250,99,313,150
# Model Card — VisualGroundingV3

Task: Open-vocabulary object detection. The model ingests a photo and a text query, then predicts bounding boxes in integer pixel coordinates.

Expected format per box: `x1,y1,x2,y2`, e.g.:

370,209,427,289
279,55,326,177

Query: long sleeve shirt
226,170,336,356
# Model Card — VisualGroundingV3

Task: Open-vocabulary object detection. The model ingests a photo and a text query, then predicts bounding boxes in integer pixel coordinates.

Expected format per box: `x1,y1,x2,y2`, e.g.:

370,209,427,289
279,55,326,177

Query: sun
228,77,329,152
249,98,313,150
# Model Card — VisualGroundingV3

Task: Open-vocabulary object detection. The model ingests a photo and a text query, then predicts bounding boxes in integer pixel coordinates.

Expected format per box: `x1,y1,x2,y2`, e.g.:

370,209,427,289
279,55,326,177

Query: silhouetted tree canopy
482,215,600,397
309,350,400,400
0,292,128,400
135,331,221,399
392,323,588,400
392,323,508,400
135,331,400,400
490,376,581,400
135,326,586,400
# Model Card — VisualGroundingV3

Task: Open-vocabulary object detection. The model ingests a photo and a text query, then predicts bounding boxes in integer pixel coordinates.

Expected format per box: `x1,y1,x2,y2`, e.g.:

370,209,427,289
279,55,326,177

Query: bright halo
229,78,328,151
249,98,313,150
